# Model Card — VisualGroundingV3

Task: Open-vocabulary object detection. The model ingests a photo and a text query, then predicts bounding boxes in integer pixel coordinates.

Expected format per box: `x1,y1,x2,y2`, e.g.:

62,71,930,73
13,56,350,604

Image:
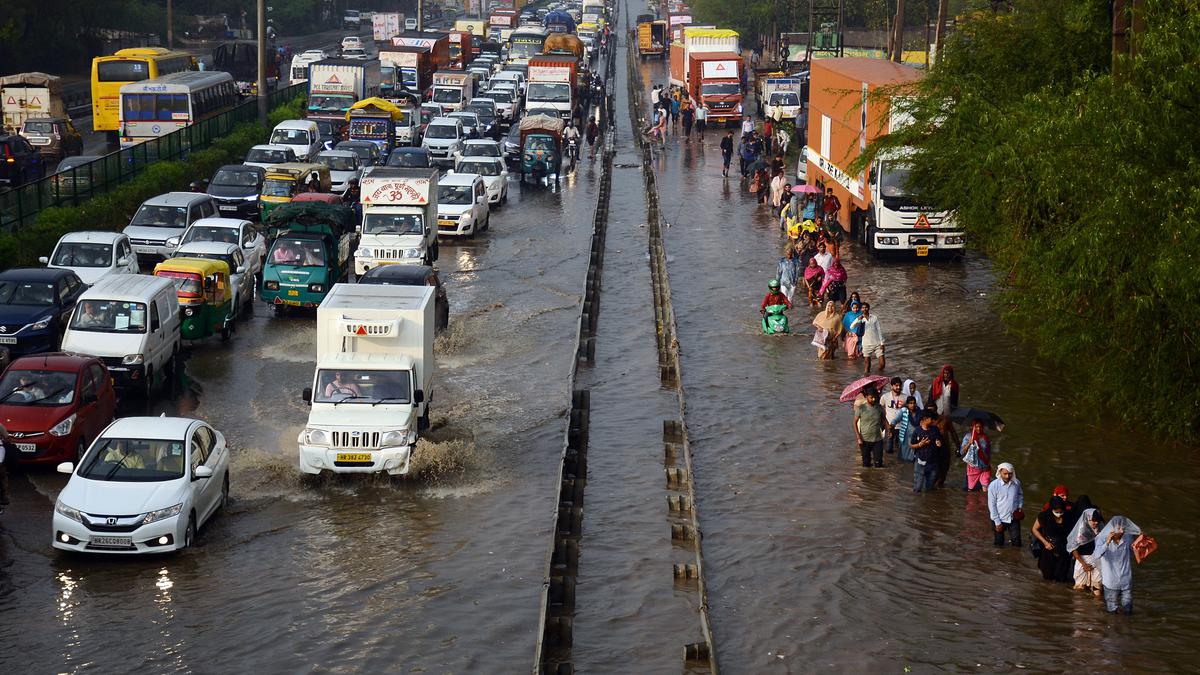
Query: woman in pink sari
802,258,824,306
819,256,848,305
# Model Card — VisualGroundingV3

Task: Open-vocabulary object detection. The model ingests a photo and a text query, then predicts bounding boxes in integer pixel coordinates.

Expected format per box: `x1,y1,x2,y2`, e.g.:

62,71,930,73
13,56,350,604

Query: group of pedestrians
646,83,709,144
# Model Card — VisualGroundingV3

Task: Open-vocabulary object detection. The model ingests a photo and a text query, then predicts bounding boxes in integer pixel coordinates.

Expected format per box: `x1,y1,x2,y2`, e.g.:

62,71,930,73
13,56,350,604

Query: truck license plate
336,453,373,463
287,289,299,296
16,443,36,453
916,246,930,257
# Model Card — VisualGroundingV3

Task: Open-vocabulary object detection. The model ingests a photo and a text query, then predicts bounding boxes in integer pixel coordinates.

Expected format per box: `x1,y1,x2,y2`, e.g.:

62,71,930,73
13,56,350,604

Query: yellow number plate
336,453,373,463
916,246,930,257
287,289,300,296
283,299,301,306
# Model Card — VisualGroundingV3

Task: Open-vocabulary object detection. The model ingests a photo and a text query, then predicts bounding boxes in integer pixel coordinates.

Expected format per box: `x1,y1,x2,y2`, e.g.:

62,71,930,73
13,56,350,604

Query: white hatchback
40,231,139,284
52,417,230,554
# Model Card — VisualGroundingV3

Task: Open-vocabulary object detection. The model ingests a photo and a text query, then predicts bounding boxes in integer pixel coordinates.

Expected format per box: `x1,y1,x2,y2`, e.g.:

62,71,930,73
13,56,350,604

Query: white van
269,119,322,161
61,275,182,397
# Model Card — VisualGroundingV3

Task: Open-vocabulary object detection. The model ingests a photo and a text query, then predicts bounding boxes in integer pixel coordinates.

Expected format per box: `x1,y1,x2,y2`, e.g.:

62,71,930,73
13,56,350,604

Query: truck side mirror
302,387,312,403
413,389,424,403
868,166,878,185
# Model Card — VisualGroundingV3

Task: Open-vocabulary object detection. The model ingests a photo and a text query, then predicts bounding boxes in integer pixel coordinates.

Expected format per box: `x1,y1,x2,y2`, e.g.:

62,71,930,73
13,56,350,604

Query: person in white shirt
987,462,1024,547
813,241,833,271
878,377,905,454
695,104,708,139
854,302,886,374
741,116,754,137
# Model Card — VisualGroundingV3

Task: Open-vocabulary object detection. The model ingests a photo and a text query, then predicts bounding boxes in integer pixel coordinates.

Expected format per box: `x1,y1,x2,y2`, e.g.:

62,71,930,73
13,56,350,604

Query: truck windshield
432,88,463,104
70,300,148,334
309,95,350,112
527,83,570,103
363,213,424,235
314,369,411,404
270,238,325,266
879,164,913,199
769,92,800,106
701,83,740,97
508,40,544,60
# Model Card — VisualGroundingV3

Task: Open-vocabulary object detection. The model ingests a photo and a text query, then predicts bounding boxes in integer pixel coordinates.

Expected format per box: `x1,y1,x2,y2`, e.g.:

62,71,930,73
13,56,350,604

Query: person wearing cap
760,279,791,313
987,462,1024,546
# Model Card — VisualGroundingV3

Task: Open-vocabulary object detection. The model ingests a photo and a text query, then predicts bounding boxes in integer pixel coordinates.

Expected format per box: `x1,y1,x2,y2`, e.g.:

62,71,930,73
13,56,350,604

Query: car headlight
458,213,471,225
264,280,280,290
55,500,84,523
303,428,330,446
381,429,416,447
403,248,422,258
142,503,183,525
357,247,373,258
166,236,180,248
49,413,76,437
28,316,53,331
122,353,144,365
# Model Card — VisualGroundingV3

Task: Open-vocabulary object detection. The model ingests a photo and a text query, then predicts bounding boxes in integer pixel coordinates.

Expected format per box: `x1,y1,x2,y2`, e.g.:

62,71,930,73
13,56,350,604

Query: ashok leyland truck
807,58,962,259
356,167,439,273
299,283,434,477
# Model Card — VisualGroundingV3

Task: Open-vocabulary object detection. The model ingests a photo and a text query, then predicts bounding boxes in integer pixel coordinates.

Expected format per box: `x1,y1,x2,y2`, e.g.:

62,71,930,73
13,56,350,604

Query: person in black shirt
719,131,734,176
909,409,943,492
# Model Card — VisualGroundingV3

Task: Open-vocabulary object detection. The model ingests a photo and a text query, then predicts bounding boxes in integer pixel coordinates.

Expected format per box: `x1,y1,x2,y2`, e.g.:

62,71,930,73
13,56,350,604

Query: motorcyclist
760,279,791,313
563,121,581,159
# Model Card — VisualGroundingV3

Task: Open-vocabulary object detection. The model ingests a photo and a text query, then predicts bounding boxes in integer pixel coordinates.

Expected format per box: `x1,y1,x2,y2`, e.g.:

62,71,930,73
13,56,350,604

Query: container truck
431,70,475,112
357,167,440,272
298,283,435,477
488,10,519,42
307,59,382,123
391,31,452,73
806,58,963,258
0,73,67,134
527,55,578,119
637,20,668,58
667,10,693,41
372,12,403,42
379,47,434,99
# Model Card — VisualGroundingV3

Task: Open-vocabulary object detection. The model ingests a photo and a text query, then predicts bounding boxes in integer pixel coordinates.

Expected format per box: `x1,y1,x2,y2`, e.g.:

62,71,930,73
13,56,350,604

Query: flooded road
635,48,1200,671
0,168,599,670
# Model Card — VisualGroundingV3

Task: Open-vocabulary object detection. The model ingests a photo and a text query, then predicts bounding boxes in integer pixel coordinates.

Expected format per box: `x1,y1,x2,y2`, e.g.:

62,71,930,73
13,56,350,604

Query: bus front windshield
508,39,544,60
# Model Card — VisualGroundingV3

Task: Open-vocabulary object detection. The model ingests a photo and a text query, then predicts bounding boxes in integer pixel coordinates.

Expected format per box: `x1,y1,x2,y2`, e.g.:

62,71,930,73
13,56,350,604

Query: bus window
99,60,149,82
156,94,188,120
124,93,157,121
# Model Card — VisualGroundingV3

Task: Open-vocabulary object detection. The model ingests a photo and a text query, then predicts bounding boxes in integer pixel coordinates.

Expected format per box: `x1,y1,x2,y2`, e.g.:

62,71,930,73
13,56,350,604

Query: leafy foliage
862,0,1200,440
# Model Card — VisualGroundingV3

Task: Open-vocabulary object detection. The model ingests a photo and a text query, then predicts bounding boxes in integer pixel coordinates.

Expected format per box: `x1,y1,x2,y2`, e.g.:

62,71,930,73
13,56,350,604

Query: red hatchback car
0,353,118,466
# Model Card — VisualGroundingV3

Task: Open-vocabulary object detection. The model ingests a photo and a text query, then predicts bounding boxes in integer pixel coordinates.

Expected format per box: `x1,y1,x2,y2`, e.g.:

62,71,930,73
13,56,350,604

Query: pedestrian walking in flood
681,102,695,138
696,103,708,139
823,187,841,226
959,418,992,492
988,462,1024,547
932,411,959,488
813,240,832,271
929,365,959,415
879,378,906,454
910,408,943,491
853,387,890,468
1033,496,1075,583
776,246,801,302
1068,507,1106,597
854,302,885,374
720,131,734,176
819,256,848,305
586,117,599,158
770,170,787,210
842,300,864,359
763,117,774,154
742,115,755,137
812,300,842,359
895,395,920,462
1094,516,1145,614
802,257,824,306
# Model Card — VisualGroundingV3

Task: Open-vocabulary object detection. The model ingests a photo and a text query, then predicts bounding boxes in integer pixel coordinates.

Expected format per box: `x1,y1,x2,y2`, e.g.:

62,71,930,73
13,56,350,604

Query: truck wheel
418,408,430,431
866,224,879,257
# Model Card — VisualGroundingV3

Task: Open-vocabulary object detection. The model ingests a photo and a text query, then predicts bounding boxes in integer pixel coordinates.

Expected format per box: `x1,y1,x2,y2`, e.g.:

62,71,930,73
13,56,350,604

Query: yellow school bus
91,48,196,142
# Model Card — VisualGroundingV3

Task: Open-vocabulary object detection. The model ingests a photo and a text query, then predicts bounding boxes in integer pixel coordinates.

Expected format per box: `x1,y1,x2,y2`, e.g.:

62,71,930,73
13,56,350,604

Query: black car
502,124,523,166
357,265,449,332
386,147,432,169
0,268,85,357
465,104,500,140
207,164,266,220
336,140,382,167
0,134,46,188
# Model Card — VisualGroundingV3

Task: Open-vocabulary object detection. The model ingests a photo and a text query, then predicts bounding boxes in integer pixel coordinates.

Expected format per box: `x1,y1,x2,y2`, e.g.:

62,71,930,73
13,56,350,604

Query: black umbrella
949,407,1005,432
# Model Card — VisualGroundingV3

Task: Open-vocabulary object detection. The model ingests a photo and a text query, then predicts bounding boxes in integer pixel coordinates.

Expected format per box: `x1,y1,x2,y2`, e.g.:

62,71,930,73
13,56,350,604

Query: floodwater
635,45,1200,672
0,163,600,670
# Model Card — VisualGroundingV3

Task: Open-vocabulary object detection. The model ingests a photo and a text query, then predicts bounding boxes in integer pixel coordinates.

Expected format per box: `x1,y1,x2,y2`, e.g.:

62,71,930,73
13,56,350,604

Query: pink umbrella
792,184,822,194
839,375,892,403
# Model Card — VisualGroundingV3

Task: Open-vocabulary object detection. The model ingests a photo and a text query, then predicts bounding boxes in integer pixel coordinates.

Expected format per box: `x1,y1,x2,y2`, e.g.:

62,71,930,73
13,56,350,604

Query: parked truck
1,72,68,134
357,167,440,272
756,72,804,122
670,38,743,125
806,58,963,258
297,282,434,476
637,19,669,59
307,59,382,123
431,70,475,112
527,55,578,120
373,12,403,42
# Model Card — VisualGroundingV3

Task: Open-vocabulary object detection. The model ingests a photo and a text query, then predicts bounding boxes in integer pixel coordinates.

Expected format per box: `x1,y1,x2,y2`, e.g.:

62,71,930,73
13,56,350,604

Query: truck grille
373,248,406,261
333,431,381,449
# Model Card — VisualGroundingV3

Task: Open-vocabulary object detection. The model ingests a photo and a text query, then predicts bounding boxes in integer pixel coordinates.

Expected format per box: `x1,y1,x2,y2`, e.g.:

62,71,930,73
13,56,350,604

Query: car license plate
916,246,930,257
438,219,454,227
16,443,36,453
336,452,373,463
0,337,16,345
91,536,132,547
218,205,237,212
133,245,156,254
287,289,300,296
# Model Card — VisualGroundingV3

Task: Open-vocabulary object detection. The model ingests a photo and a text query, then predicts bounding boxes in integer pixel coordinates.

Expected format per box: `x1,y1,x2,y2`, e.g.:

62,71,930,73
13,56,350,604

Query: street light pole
257,0,268,126
418,0,424,31
167,0,174,48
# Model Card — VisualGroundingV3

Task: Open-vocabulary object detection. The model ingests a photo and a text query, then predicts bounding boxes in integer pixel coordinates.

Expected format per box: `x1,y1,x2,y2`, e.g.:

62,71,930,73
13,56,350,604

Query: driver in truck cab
324,371,362,399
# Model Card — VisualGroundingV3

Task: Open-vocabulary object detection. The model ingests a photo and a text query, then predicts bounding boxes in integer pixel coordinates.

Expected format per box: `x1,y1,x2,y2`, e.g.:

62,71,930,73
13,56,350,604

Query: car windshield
432,88,462,104
464,144,501,157
338,144,375,162
459,161,501,176
420,108,441,124
261,178,295,197
387,151,428,167
52,242,113,268
182,225,240,246
0,281,56,306
701,82,741,96
270,238,326,266
363,213,424,235
77,437,187,482
271,129,310,144
131,205,188,228
489,90,513,103
769,92,800,106
0,369,76,406
527,83,570,102
426,124,458,139
23,121,56,134
314,369,412,404
212,169,260,187
439,185,474,204
246,148,289,163
69,300,147,334
451,114,478,127
317,154,358,171
468,107,495,122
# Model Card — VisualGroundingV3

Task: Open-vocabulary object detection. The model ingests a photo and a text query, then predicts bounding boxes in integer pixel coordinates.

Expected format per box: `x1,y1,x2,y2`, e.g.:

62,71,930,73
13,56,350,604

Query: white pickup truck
357,167,440,272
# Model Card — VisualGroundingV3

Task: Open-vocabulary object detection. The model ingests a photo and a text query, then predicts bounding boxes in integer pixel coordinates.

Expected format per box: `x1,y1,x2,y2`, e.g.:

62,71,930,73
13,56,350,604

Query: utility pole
418,0,424,31
891,0,906,62
167,0,174,48
257,0,268,126
933,0,949,65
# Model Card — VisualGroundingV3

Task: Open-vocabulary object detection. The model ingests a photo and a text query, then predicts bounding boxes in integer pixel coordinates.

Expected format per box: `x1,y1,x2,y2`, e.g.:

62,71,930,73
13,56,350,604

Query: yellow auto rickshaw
153,258,235,342
260,162,331,220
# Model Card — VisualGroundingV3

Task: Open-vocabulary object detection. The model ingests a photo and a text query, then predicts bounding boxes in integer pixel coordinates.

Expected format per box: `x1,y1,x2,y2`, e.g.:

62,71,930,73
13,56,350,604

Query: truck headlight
142,503,183,525
308,283,325,293
946,235,965,245
381,429,416,447
403,248,422,258
303,428,330,446
55,500,84,523
879,236,899,245
49,413,76,437
122,353,144,365
357,247,373,258
264,280,280,290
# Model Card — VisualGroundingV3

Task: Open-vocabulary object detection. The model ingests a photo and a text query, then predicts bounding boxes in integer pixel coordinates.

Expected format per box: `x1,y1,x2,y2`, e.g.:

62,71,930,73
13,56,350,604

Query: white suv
436,173,490,237
421,117,465,166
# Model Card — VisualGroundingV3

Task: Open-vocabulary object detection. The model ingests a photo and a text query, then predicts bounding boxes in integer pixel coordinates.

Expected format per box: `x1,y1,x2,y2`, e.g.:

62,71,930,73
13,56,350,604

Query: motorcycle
761,304,790,335
567,137,579,161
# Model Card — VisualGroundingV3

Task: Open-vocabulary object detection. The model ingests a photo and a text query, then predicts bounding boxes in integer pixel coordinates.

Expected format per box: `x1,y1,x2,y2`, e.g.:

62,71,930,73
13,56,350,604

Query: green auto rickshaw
154,257,235,342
